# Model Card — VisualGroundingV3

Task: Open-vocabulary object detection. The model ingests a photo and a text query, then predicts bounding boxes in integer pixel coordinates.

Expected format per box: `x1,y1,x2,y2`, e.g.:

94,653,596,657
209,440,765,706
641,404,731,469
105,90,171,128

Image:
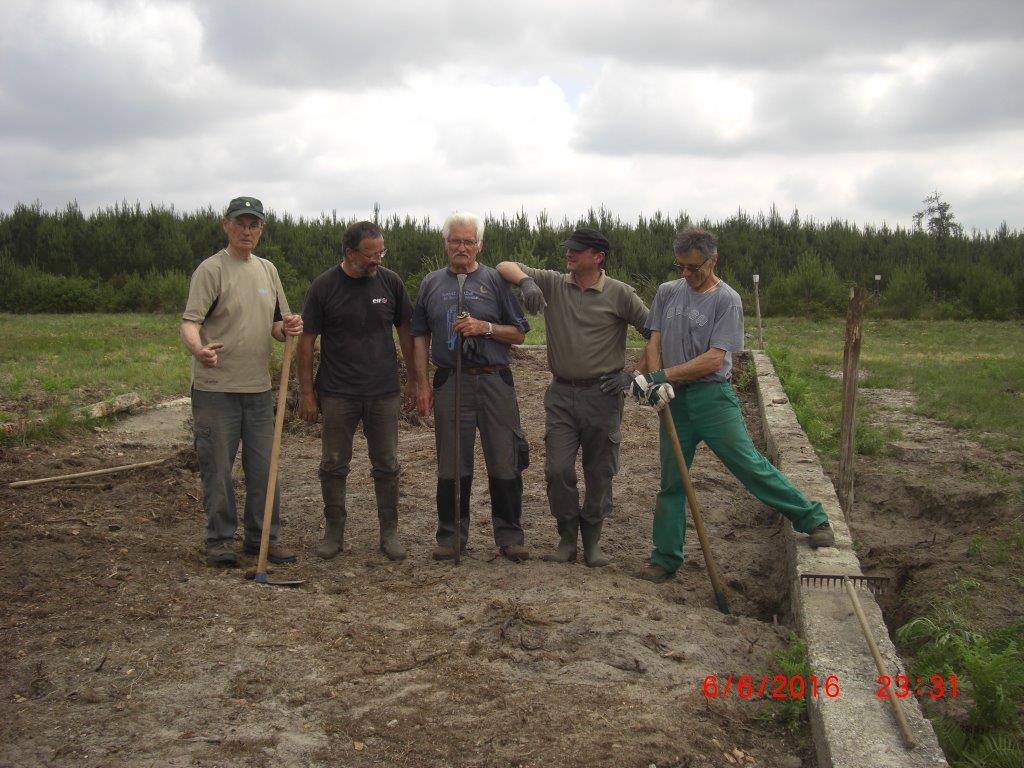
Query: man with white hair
412,212,532,561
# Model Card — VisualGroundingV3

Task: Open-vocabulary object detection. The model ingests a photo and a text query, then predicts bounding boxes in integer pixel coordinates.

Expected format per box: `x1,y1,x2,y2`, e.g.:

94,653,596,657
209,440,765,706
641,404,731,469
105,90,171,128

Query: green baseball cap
225,196,266,221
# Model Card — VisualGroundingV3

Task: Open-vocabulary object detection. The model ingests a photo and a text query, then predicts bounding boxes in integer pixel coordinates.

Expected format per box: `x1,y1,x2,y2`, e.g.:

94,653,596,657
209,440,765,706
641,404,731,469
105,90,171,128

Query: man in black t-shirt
298,221,416,561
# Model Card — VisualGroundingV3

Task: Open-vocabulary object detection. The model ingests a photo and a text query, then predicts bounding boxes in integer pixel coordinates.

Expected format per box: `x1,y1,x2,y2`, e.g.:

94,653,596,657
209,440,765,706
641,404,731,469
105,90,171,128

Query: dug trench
2,350,813,768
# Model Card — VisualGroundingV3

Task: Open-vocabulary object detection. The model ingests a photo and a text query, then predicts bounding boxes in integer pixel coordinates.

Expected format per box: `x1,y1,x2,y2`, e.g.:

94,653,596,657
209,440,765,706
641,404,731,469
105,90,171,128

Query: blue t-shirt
646,279,744,382
411,265,529,368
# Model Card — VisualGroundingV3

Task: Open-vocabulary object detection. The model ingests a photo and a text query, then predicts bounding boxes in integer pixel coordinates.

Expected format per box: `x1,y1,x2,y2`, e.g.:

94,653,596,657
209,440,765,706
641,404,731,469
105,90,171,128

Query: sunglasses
674,257,710,274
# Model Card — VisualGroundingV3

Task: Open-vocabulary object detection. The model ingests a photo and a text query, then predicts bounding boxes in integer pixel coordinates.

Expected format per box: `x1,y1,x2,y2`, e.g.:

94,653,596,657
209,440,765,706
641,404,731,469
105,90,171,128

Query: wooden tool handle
661,408,730,614
256,335,295,577
843,577,917,749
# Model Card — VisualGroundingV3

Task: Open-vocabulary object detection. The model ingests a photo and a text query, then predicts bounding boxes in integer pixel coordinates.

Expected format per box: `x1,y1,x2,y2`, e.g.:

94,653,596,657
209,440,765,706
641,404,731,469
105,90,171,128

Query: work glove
643,382,675,412
519,277,547,314
599,371,635,395
630,369,668,403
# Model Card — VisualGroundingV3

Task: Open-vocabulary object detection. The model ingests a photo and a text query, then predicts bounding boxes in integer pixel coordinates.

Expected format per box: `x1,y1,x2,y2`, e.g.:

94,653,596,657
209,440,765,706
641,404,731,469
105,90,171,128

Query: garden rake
799,572,917,749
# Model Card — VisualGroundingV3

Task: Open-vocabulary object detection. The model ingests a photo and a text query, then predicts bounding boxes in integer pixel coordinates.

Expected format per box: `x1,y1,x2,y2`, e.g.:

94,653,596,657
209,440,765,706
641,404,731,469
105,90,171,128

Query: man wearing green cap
633,227,835,583
181,197,304,567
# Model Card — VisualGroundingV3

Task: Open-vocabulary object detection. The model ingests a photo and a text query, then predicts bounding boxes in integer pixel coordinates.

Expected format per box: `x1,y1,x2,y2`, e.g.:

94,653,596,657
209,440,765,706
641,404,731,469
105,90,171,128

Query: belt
446,365,509,376
553,374,614,387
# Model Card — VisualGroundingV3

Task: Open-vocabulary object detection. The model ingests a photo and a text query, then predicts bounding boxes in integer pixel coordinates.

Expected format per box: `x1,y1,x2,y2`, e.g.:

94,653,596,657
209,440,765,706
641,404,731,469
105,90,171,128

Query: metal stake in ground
452,273,468,566
250,335,304,588
660,408,730,614
752,274,763,350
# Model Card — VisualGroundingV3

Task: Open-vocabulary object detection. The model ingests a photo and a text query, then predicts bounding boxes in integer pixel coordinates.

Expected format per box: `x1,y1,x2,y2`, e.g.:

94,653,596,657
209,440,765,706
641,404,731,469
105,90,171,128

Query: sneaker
635,563,675,583
206,542,238,567
243,542,298,564
808,522,836,548
499,544,531,562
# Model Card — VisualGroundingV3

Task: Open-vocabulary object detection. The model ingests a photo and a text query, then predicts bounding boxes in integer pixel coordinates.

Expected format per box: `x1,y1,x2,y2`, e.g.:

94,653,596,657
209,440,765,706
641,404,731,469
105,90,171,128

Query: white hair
441,211,485,242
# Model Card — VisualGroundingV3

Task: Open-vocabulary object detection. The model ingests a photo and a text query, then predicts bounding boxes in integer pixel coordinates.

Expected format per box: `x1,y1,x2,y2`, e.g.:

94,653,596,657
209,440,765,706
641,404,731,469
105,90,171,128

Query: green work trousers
650,381,827,573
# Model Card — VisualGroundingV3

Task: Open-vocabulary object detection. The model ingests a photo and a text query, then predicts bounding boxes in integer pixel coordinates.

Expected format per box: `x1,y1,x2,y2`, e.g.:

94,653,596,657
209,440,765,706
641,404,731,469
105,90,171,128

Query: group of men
180,197,835,582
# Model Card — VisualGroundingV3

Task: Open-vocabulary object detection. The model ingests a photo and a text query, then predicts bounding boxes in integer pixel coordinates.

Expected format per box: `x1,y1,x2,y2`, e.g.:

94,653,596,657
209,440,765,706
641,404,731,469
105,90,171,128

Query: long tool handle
256,335,295,581
452,273,468,566
843,577,917,749
661,408,730,614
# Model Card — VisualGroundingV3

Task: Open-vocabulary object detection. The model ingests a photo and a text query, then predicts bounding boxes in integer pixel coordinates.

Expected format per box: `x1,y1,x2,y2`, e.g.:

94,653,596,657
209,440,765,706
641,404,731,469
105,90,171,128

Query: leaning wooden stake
837,286,868,517
9,458,167,488
752,274,764,350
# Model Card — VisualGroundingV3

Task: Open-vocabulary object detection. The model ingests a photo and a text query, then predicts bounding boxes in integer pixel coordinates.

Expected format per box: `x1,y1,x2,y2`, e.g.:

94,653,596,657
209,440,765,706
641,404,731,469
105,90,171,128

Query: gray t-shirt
411,265,529,368
646,279,744,382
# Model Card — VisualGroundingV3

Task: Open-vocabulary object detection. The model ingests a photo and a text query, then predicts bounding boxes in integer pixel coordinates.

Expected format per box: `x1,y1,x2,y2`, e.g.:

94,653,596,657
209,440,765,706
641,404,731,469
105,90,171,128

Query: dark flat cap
562,227,610,254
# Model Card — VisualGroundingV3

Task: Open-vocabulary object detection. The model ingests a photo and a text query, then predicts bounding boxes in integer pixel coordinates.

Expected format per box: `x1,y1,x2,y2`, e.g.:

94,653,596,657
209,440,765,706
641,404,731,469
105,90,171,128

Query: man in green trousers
631,227,835,582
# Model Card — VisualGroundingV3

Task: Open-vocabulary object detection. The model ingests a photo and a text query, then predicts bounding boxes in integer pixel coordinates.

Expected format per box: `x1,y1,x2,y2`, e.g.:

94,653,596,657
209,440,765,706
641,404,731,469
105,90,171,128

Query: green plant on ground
757,633,812,736
896,610,1024,767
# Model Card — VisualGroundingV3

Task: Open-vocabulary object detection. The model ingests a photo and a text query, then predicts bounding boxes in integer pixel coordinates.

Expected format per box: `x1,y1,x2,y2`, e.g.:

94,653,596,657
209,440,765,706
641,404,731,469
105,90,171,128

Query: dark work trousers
192,388,281,549
543,381,623,525
319,395,401,521
432,368,528,548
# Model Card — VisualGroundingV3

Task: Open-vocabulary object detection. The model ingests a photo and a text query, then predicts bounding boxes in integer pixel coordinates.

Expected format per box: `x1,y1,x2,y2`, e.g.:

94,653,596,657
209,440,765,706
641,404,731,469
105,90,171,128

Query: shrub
764,250,848,318
882,265,929,319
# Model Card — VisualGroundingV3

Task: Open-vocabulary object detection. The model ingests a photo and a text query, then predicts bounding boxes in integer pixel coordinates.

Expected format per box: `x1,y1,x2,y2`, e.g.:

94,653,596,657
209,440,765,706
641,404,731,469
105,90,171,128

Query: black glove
462,335,482,359
519,277,547,314
599,371,634,395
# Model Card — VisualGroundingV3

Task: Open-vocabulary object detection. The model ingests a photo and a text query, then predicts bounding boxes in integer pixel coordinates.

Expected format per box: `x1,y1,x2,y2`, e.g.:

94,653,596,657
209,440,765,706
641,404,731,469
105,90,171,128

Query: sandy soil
0,351,813,768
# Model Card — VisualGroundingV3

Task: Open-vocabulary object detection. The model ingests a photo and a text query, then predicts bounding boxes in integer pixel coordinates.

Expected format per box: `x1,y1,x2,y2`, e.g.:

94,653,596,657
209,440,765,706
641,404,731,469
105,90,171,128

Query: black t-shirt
301,265,413,399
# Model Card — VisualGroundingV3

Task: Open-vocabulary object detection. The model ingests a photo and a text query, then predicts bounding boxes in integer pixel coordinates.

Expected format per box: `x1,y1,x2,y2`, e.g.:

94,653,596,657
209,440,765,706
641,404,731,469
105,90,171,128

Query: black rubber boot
580,520,610,567
541,518,578,562
316,477,346,559
375,475,406,561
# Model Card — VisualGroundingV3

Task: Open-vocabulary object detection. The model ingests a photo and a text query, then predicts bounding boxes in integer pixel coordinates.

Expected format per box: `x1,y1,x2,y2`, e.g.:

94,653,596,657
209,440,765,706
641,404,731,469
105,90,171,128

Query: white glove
646,382,675,412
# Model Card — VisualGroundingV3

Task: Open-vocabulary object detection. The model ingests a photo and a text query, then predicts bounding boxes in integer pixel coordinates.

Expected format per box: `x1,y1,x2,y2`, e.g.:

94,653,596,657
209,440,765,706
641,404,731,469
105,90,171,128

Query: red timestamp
702,674,842,700
877,674,958,700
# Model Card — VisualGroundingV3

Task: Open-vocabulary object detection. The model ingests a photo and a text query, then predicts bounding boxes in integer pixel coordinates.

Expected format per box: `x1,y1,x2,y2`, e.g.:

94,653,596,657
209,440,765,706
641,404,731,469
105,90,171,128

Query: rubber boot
541,518,578,562
580,520,610,568
316,477,346,559
375,475,406,561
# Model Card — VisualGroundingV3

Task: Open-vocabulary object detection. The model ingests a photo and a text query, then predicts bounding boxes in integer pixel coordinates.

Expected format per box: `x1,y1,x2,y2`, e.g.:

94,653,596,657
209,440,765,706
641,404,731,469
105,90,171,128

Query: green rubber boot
375,476,407,561
316,478,346,559
580,520,610,568
541,518,578,563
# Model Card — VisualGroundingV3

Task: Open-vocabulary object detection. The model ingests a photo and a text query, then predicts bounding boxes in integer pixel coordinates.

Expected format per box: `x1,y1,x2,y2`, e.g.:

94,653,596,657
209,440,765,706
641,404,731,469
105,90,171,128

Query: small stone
771,396,788,405
353,741,365,751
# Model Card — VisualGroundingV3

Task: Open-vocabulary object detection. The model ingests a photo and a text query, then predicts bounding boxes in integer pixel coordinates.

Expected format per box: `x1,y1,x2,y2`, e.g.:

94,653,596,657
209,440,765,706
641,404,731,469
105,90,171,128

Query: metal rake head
800,573,890,595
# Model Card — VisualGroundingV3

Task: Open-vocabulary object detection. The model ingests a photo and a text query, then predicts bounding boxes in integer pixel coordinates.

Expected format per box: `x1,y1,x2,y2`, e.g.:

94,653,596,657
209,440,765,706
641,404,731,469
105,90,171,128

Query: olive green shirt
182,249,290,393
520,265,649,379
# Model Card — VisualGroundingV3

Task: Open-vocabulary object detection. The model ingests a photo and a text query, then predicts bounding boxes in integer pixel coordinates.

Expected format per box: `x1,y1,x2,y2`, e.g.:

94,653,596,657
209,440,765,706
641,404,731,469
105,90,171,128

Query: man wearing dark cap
181,197,303,567
496,227,649,566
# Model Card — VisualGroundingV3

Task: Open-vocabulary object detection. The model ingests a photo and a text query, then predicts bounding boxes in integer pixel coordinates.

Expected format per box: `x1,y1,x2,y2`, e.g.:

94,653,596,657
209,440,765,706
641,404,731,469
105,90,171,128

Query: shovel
660,407,730,613
247,333,304,588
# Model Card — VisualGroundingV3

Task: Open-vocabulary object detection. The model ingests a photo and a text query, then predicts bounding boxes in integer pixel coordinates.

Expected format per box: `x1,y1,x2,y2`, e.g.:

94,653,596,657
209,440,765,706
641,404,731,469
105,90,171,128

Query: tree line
0,198,1020,319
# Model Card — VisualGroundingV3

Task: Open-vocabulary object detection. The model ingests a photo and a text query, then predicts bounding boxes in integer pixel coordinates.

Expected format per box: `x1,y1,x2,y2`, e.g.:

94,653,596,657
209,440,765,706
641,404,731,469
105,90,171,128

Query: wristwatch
485,322,494,338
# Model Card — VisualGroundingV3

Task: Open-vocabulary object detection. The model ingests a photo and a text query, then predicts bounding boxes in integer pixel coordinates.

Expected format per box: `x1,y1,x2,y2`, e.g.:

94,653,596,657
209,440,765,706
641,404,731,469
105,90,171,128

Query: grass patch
756,633,812,740
761,318,1024,457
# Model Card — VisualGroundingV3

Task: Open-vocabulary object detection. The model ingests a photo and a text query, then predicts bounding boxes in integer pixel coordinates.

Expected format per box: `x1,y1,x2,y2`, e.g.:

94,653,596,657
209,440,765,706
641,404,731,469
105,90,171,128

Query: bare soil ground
0,351,811,768
831,388,1024,632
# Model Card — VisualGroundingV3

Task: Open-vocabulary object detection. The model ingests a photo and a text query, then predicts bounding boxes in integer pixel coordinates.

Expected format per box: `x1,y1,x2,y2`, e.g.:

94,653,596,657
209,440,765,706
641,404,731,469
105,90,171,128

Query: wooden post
752,274,764,349
837,286,869,517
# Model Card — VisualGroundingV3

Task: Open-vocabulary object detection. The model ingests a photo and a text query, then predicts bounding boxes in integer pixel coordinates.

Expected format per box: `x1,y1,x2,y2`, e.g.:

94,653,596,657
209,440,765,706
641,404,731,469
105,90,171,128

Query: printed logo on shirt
372,297,389,304
258,288,271,295
666,305,709,327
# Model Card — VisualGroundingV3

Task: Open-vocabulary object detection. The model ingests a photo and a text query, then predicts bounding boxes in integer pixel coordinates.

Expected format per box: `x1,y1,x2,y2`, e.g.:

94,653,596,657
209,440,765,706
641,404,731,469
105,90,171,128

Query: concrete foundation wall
749,350,948,768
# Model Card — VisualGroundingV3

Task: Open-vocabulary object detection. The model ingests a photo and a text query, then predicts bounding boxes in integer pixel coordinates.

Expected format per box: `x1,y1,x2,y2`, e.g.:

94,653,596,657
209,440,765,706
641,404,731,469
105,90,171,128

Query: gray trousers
543,381,623,525
432,368,527,547
319,395,401,482
192,388,280,548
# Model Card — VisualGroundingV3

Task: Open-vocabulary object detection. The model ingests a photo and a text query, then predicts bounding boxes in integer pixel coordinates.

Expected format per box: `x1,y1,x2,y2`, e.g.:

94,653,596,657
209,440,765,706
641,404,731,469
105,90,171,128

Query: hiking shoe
244,543,298,564
206,542,238,567
635,563,675,583
500,544,531,563
808,522,836,548
432,545,465,561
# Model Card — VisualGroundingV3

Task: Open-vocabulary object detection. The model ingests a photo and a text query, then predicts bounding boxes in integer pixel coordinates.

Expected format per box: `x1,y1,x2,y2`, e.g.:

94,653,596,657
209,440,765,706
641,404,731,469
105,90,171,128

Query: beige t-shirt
520,265,649,379
182,249,290,393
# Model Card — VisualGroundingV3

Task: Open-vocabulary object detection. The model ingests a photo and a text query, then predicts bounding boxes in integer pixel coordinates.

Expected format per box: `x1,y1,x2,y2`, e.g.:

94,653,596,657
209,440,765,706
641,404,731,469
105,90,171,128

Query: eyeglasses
446,238,479,249
355,248,387,260
674,257,710,274
229,220,263,232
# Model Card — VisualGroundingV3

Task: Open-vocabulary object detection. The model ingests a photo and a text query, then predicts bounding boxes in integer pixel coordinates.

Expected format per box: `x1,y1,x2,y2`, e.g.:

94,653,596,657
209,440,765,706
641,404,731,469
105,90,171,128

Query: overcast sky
2,0,1022,232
